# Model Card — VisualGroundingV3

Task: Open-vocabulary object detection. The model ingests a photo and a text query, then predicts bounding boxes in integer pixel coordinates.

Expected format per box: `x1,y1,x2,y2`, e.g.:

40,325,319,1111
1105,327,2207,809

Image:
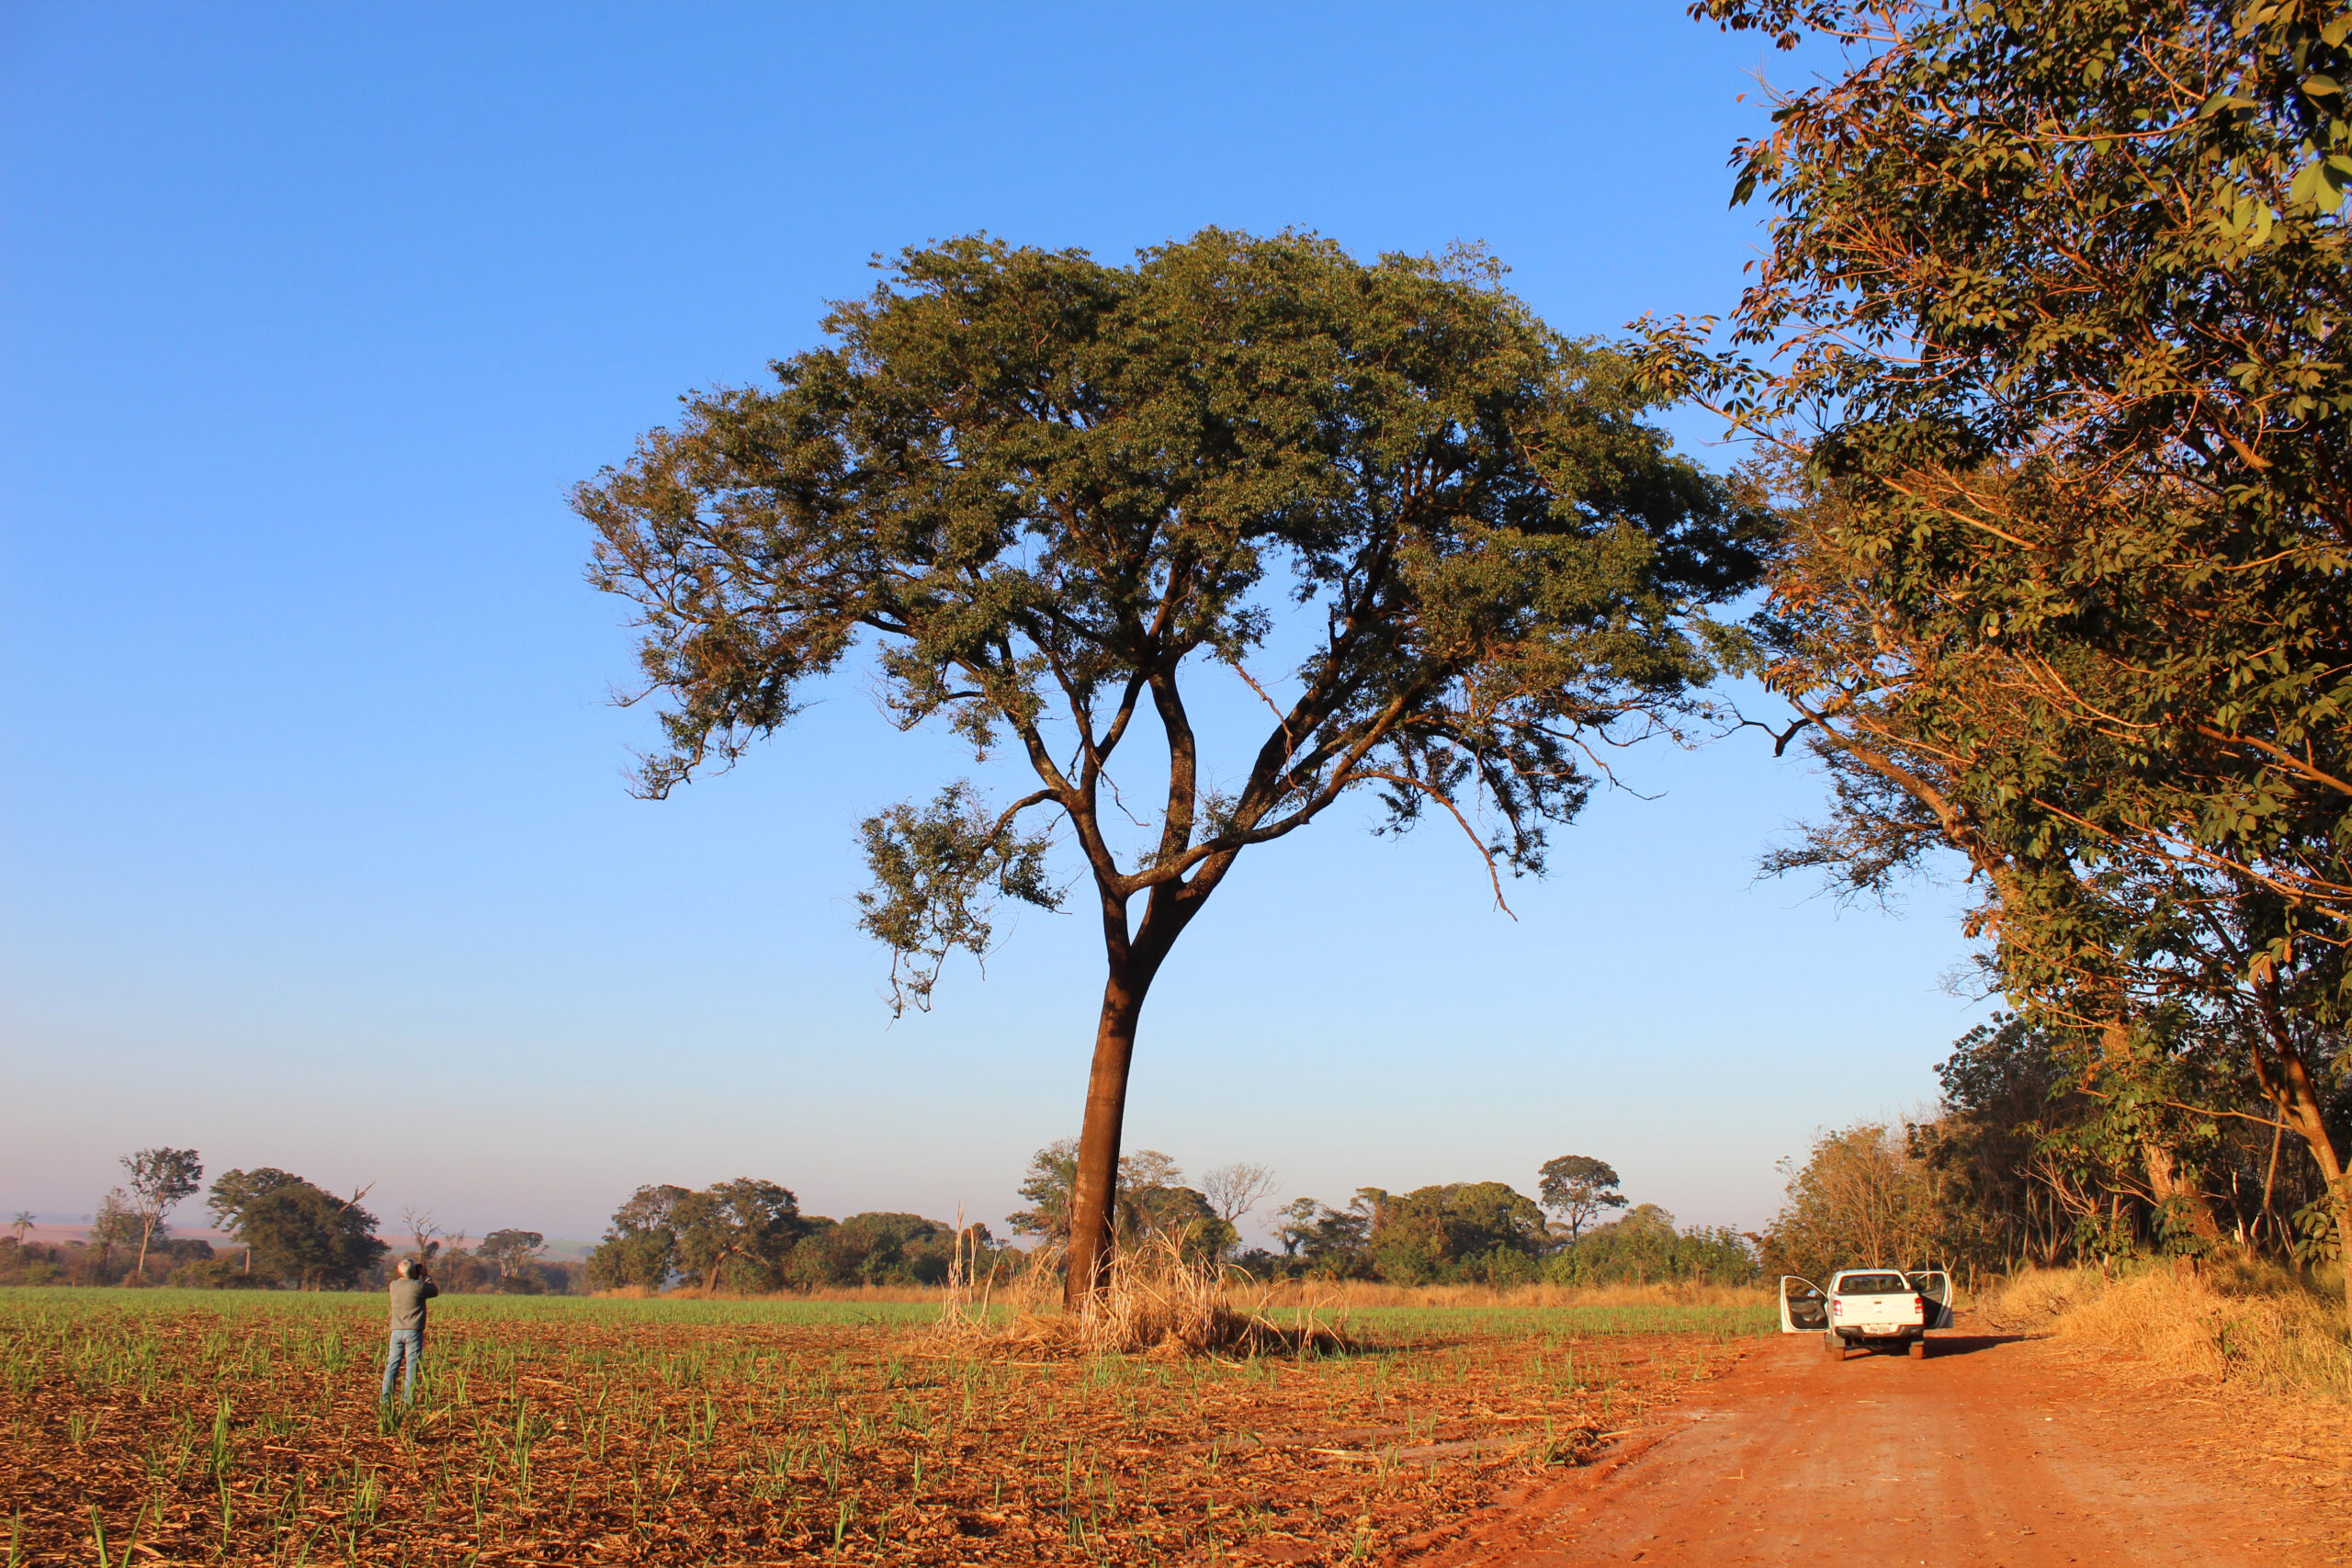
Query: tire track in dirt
1406,1331,2349,1566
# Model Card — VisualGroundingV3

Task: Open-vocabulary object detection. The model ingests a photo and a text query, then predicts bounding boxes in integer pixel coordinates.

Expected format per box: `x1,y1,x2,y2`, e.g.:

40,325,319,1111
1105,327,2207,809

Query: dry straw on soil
936,1234,1354,1357
1982,1258,2352,1402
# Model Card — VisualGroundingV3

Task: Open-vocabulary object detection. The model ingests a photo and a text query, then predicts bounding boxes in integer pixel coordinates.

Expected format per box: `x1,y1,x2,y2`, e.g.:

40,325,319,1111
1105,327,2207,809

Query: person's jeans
381,1329,424,1403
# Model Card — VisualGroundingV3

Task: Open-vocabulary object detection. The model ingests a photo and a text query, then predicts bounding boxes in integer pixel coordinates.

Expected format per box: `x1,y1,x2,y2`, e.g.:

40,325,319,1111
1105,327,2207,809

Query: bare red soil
1406,1330,2352,1567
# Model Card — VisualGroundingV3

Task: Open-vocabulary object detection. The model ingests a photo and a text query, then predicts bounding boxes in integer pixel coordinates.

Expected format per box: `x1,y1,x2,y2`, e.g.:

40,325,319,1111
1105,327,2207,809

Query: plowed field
0,1290,1768,1565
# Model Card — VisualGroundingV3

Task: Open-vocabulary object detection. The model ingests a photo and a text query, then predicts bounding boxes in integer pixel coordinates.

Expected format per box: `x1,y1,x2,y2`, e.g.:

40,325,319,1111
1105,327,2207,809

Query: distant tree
1007,1141,1081,1245
1202,1162,1279,1232
8,1212,30,1246
119,1147,203,1283
398,1206,446,1269
673,1179,809,1294
580,231,1769,1305
1008,1144,1232,1257
426,1242,496,1294
207,1168,307,1278
786,1213,980,1289
1121,1181,1233,1261
1760,1123,1938,1281
1274,1190,1380,1278
1537,1155,1627,1244
1119,1151,1184,1194
90,1189,140,1280
480,1229,548,1292
1549,1204,1757,1286
1365,1182,1548,1284
586,1183,692,1291
206,1168,302,1232
229,1178,388,1290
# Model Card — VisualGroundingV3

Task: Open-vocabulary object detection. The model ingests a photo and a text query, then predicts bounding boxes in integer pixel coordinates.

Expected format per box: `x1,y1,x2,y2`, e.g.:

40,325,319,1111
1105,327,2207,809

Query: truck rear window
1837,1274,1910,1295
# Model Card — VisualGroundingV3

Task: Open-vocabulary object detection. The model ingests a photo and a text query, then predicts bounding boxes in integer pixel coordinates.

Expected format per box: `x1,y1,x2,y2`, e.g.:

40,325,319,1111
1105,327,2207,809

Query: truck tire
1908,1338,1928,1360
1824,1330,1843,1358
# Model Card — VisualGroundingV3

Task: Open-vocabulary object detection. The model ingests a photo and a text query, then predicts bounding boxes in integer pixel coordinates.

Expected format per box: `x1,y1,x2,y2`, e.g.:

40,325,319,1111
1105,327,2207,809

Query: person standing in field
382,1258,437,1403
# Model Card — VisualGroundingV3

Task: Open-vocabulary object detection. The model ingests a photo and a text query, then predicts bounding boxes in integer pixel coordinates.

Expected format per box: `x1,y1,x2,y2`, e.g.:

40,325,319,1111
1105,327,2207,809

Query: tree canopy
120,1146,202,1281
1537,1154,1627,1241
673,1179,810,1295
208,1172,386,1291
1649,0,2352,1309
581,228,1769,1303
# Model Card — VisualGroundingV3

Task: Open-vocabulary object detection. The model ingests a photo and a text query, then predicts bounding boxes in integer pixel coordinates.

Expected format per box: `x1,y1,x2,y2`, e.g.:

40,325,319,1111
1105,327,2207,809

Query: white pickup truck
1779,1269,1954,1359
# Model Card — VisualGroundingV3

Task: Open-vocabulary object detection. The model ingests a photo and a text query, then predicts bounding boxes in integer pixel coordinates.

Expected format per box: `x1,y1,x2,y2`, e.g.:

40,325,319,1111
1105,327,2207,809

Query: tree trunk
2247,992,2352,1328
1065,959,1150,1309
135,1218,155,1285
2142,1141,2223,1248
2098,1019,2226,1249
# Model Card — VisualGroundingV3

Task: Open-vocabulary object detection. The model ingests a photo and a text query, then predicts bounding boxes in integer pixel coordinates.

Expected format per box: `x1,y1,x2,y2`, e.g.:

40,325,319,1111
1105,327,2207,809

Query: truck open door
1906,1269,1955,1329
1779,1275,1828,1333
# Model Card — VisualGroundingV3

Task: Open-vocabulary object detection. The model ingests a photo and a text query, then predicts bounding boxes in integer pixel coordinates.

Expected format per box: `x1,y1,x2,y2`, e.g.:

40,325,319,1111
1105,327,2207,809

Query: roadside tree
1760,1123,1939,1280
581,230,1769,1304
1650,0,2352,1311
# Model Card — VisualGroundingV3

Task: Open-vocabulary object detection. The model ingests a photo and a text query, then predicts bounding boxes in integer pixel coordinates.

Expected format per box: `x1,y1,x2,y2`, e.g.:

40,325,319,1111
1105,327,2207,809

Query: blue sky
0,2,1986,1247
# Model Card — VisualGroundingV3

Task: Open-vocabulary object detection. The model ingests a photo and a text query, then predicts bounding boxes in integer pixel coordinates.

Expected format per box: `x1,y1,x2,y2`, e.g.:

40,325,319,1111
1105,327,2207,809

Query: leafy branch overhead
855,783,1062,1015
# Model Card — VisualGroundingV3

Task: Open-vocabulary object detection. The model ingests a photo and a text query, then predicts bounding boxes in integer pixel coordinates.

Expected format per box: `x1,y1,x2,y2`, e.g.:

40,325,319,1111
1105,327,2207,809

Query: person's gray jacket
388,1278,439,1332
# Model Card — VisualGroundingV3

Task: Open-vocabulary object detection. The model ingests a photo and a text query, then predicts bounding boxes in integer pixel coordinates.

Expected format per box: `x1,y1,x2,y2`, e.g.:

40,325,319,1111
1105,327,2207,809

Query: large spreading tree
580,229,1766,1305
1648,0,2352,1299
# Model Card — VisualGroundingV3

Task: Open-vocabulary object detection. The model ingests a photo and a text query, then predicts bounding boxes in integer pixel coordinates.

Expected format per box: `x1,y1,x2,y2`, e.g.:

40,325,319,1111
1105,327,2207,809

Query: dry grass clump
1983,1258,2352,1401
935,1235,1351,1357
1069,1237,1351,1358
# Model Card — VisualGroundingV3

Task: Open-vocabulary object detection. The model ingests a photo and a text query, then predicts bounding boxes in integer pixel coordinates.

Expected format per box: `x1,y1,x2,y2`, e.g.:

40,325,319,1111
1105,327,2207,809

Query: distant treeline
583,1181,990,1293
0,1160,590,1294
1758,1014,2352,1289
5,1145,1759,1296
574,1149,1758,1295
993,1145,1754,1288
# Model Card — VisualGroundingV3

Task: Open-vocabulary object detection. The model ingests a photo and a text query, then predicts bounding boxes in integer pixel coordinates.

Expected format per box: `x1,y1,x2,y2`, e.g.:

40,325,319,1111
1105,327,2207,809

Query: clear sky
0,2,1987,1247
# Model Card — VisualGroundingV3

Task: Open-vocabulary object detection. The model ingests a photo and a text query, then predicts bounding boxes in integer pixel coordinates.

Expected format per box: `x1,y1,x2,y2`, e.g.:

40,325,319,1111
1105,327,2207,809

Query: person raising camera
381,1257,438,1404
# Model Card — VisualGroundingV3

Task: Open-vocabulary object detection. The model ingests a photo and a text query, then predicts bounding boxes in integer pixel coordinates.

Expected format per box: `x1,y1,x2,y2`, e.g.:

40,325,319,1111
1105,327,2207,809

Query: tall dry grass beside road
1983,1260,2352,1403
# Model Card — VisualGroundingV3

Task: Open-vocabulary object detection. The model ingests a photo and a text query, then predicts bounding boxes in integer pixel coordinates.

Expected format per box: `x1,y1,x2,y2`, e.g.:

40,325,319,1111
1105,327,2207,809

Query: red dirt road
1411,1332,2350,1567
